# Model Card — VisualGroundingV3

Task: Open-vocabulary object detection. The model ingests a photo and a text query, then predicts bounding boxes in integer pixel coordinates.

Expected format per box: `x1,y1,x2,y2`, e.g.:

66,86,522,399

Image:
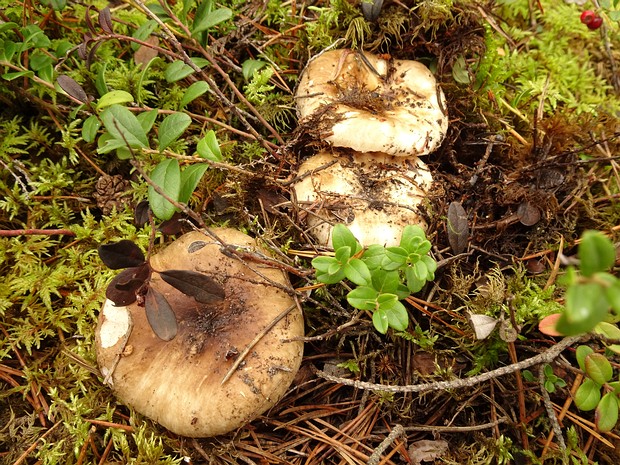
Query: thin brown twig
0,228,76,237
315,336,583,393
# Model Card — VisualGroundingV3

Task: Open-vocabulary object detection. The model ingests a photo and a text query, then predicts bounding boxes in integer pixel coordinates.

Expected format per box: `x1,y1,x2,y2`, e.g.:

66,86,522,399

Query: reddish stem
0,229,76,237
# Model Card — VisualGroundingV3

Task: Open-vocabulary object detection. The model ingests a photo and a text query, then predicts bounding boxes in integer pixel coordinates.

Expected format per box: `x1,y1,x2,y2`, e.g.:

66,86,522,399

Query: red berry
580,10,596,25
587,16,603,30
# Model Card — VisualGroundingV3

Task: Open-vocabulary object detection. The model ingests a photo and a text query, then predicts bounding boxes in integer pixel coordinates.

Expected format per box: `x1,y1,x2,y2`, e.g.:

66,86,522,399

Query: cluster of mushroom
292,49,448,246
94,49,448,439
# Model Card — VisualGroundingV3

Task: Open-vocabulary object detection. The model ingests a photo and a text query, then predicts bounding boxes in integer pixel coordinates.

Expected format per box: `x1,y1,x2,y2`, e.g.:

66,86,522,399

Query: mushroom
96,229,304,437
295,49,448,157
292,150,433,247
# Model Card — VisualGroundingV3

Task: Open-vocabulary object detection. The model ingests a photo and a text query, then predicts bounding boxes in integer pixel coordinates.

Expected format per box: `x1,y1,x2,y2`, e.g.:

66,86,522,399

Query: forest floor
1,0,620,464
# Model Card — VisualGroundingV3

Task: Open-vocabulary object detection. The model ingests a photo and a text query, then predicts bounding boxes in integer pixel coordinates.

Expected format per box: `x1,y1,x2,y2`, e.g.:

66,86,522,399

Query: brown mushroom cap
96,229,304,437
293,150,432,247
295,49,448,157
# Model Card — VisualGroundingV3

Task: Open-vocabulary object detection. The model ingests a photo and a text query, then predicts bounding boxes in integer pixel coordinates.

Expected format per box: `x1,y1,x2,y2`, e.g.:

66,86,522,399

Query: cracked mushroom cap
293,150,433,247
95,229,304,437
295,49,448,157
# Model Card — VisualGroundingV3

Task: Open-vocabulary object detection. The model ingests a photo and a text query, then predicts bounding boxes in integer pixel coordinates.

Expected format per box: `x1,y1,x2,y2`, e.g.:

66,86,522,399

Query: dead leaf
134,35,159,66
408,439,449,465
447,201,469,254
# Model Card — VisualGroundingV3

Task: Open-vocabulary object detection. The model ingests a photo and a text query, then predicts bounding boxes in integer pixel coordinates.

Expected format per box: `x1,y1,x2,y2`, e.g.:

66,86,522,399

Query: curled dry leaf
56,75,89,103
447,201,469,254
159,269,226,304
467,311,498,340
517,201,541,226
106,264,151,306
98,240,146,269
408,439,449,465
98,7,114,34
145,286,178,341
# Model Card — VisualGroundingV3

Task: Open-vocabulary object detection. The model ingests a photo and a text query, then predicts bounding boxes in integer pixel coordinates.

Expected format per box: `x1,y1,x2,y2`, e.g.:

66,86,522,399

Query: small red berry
587,16,603,30
580,10,597,25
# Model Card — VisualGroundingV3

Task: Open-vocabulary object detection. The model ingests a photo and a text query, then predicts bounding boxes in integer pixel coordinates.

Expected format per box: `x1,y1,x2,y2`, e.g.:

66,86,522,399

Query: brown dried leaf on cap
96,229,304,437
295,49,448,156
292,150,432,247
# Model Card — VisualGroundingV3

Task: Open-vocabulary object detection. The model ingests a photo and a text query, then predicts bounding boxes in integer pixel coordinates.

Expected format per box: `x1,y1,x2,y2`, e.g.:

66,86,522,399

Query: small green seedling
554,230,620,336
523,364,567,393
312,224,437,334
574,345,620,432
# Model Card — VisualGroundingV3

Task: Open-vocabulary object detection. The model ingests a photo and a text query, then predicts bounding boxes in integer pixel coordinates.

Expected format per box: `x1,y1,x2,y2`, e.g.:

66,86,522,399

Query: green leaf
593,321,620,341
413,260,429,281
576,345,594,372
584,353,614,385
405,267,425,293
347,286,378,311
131,19,158,51
574,378,601,411
148,159,181,220
371,269,400,294
0,39,17,62
556,283,609,335
604,279,620,315
242,59,268,81
372,309,389,334
315,269,345,284
334,246,351,265
361,244,386,270
82,115,101,143
100,104,149,148
332,224,361,254
385,247,408,268
21,25,51,48
343,258,371,286
96,90,134,110
377,294,409,331
180,81,210,109
596,392,619,432
29,50,53,71
178,163,208,204
196,130,222,161
400,224,425,246
2,70,34,80
421,255,437,279
137,109,158,134
579,230,615,277
158,112,191,151
312,256,339,274
165,60,195,82
95,62,108,96
193,7,232,34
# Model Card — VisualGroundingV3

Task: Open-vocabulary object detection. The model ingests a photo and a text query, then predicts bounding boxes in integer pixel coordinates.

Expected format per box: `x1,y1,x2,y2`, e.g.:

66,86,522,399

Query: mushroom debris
96,230,304,438
293,49,448,246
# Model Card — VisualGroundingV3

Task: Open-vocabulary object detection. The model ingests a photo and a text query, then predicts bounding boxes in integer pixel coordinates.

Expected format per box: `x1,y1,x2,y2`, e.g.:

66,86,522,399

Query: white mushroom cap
293,150,433,247
295,49,448,157
96,229,304,437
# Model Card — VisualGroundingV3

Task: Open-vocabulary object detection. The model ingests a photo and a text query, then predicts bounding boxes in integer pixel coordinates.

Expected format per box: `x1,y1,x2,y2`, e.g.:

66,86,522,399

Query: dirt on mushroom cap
293,150,433,247
295,49,448,157
96,229,304,437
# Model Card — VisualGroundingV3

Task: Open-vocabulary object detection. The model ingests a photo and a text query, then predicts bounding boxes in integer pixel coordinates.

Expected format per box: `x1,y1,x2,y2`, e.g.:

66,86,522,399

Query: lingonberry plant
538,230,620,432
573,345,620,432
312,224,437,334
553,230,620,336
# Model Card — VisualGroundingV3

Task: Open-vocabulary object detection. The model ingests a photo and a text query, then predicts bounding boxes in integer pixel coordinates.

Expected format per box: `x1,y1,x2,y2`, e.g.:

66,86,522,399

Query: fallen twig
315,336,583,393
